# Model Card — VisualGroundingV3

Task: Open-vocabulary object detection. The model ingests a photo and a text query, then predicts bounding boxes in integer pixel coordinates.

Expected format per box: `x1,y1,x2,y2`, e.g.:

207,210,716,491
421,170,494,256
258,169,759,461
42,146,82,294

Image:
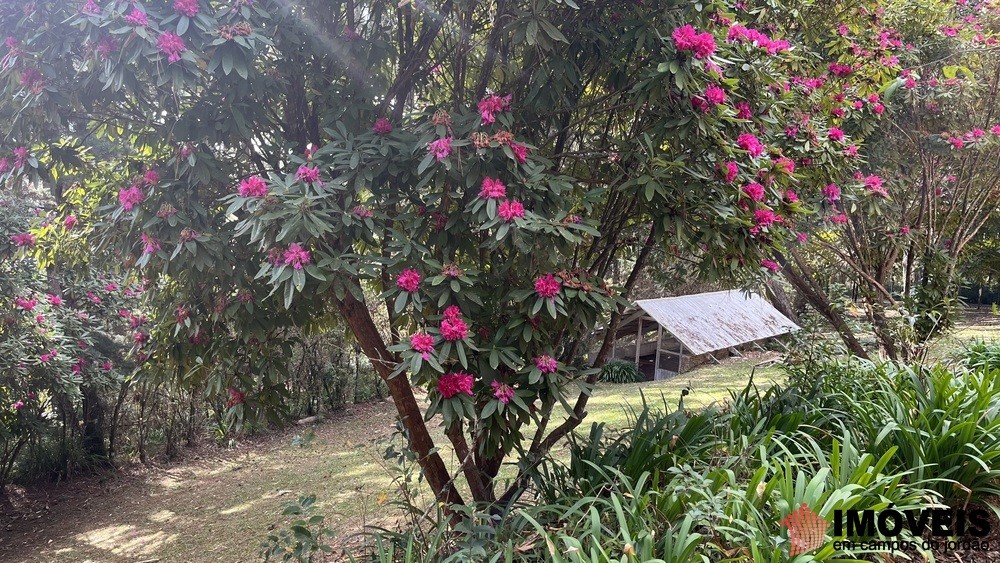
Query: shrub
852,363,1000,502
961,340,1000,372
259,495,335,562
598,360,643,384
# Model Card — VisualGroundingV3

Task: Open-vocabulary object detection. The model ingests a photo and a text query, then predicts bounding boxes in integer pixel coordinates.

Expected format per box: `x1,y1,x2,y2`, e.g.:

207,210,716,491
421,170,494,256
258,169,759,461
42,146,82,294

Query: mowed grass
0,311,992,562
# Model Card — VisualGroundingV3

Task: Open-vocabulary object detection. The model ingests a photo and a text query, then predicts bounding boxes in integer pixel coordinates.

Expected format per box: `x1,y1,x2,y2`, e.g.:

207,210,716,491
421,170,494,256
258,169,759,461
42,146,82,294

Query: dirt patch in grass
0,400,402,563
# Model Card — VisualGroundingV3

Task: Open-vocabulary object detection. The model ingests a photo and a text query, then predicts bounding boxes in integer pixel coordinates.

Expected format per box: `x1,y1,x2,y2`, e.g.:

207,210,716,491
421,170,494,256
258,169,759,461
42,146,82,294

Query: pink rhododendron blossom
534,274,561,298
844,144,859,157
352,205,373,218
174,0,199,17
761,259,780,272
105,283,118,292
87,291,102,304
491,380,515,404
124,8,148,26
863,175,888,197
143,169,159,185
82,0,101,14
15,297,36,311
372,117,393,135
13,147,29,168
534,355,558,374
498,199,524,222
429,137,453,160
10,232,35,247
238,176,268,197
282,243,311,270
742,182,765,201
118,185,145,210
727,25,789,54
672,24,716,59
437,372,474,398
157,32,186,63
295,165,321,184
828,63,853,76
47,294,62,306
140,233,160,254
64,215,78,229
900,226,911,235
12,400,24,410
796,232,808,243
737,133,764,157
440,310,469,341
735,102,752,120
831,213,849,224
774,157,795,174
822,184,841,202
785,190,798,203
409,332,435,360
479,177,507,199
704,84,726,105
828,127,845,141
396,268,422,293
753,208,779,228
510,141,529,163
227,388,245,407
722,161,738,183
97,35,119,59
477,94,512,125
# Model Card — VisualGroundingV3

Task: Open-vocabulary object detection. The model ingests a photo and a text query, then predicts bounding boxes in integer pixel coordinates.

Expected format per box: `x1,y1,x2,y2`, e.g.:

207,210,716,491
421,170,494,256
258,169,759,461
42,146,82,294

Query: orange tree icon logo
781,503,827,556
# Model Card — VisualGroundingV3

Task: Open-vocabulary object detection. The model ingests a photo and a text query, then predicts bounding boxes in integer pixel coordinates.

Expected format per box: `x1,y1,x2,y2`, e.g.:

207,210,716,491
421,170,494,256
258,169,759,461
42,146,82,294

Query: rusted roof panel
634,290,799,355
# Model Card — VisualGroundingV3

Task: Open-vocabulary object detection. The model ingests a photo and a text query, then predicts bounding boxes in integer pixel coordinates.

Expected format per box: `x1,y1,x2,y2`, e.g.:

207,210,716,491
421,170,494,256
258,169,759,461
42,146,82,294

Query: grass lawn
0,312,992,562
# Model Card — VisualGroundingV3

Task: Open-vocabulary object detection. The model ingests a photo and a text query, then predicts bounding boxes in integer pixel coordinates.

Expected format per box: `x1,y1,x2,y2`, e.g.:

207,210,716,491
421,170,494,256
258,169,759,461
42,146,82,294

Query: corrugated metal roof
634,290,799,355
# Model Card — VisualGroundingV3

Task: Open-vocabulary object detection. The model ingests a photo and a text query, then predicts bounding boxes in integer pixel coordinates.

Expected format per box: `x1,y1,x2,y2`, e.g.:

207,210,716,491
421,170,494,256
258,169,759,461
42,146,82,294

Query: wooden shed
607,289,800,380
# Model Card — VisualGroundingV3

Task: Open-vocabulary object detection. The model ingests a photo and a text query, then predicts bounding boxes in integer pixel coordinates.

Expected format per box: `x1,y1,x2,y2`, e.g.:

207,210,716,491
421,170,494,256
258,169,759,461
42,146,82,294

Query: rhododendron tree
0,0,939,511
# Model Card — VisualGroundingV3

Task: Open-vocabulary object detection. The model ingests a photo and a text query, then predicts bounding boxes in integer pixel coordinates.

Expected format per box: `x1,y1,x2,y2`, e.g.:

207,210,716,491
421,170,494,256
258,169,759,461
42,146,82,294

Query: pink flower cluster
352,205,373,218
396,268,422,293
726,25,790,54
429,137,453,161
124,8,148,26
761,259,780,272
440,305,468,341
534,355,558,374
81,0,101,14
118,185,145,211
498,199,524,222
174,0,199,17
828,63,853,77
491,380,515,404
40,349,58,363
157,32,186,64
479,177,507,200
672,25,716,59
238,176,268,197
282,243,311,270
437,371,474,399
64,215,78,229
372,117,393,135
534,273,561,298
828,127,845,142
737,133,764,157
722,161,738,183
410,332,435,360
140,233,160,254
863,174,888,198
742,182,765,201
477,94,512,125
10,232,35,247
296,165,321,184
15,297,36,310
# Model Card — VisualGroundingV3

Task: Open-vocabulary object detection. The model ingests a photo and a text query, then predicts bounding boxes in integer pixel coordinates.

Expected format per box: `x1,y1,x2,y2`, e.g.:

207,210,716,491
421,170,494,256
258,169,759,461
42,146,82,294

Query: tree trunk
779,251,870,359
336,290,465,509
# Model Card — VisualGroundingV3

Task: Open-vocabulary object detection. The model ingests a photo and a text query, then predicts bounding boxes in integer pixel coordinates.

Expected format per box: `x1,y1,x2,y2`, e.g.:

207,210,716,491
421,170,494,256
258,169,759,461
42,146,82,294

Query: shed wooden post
634,317,642,365
654,325,662,379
